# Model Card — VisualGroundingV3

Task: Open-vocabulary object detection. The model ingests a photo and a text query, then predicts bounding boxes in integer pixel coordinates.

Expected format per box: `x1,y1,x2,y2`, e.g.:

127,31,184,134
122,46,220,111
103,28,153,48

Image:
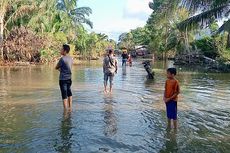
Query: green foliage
75,27,116,59
40,48,59,62
193,37,218,58
53,32,68,44
1,0,116,62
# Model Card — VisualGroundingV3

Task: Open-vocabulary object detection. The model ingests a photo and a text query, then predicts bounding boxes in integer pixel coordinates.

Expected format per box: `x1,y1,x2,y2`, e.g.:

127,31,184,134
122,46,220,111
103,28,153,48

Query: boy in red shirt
164,68,180,129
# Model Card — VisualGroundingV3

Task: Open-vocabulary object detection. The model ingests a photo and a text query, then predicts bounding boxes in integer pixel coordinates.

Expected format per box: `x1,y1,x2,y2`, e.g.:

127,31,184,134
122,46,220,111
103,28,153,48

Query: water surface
0,60,230,153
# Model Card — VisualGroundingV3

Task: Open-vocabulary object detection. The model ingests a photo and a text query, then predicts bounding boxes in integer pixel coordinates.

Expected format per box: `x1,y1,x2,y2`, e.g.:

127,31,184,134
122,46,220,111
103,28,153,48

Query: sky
78,0,153,41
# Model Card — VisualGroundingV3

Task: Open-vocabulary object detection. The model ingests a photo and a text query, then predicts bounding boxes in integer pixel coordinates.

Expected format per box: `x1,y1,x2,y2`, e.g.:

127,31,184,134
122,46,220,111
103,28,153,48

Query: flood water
0,59,230,153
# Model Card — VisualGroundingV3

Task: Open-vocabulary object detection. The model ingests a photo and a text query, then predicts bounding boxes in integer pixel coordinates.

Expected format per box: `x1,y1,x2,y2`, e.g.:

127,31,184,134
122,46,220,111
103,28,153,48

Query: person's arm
115,59,118,73
56,58,62,70
103,58,106,73
165,81,180,103
163,81,167,102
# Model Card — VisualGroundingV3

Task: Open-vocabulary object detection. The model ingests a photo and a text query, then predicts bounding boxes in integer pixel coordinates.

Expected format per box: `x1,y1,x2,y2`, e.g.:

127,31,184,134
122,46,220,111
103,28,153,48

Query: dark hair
167,68,177,75
63,44,70,53
108,49,113,54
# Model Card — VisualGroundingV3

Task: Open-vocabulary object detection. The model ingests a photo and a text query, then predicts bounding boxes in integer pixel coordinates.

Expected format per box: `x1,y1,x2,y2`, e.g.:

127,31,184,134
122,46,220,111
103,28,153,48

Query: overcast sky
78,0,152,41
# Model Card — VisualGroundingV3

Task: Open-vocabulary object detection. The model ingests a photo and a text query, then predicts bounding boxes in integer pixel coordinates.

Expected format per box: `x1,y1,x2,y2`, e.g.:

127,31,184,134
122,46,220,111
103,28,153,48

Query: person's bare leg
109,76,113,93
68,96,72,110
173,120,177,129
63,99,68,110
167,119,171,129
109,83,112,93
104,82,108,93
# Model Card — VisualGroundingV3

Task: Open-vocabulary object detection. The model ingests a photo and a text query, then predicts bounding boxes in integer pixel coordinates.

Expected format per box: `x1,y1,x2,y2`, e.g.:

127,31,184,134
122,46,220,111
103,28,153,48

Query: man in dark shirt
121,51,128,66
56,44,73,110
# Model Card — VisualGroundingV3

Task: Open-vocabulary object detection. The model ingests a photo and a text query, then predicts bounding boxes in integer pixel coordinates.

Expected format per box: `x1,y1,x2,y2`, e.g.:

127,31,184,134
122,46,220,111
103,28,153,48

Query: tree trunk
165,25,168,61
0,15,4,61
185,27,190,63
227,33,230,48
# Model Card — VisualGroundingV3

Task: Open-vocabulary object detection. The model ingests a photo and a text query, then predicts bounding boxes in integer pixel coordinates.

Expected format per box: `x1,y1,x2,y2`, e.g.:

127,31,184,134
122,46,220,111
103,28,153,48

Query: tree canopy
0,0,116,62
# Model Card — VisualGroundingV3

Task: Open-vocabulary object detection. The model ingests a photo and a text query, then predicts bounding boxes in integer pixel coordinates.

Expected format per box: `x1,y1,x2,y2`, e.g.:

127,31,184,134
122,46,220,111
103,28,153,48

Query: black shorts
59,79,72,100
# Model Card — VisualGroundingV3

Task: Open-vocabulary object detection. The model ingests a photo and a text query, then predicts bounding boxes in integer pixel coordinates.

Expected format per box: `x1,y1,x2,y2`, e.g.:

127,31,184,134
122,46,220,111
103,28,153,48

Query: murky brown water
0,59,230,153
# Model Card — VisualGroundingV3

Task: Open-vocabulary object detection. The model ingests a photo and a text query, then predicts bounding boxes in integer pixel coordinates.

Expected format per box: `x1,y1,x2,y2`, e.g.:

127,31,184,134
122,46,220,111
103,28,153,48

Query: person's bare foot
104,90,108,93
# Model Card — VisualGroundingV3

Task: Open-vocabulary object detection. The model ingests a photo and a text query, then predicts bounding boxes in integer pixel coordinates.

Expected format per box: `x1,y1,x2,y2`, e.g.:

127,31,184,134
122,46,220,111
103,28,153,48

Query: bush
193,37,218,59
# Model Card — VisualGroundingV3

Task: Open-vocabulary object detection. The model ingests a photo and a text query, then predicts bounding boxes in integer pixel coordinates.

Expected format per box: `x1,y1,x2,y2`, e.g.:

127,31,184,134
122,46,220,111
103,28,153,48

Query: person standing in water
127,54,132,67
121,51,128,66
164,68,180,129
56,44,73,110
103,49,118,93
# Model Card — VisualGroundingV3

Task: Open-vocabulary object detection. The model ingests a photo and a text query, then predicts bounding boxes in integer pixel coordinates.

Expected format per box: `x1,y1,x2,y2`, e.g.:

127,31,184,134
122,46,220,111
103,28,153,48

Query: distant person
56,44,73,110
121,51,128,66
127,54,132,66
164,68,180,129
103,49,118,93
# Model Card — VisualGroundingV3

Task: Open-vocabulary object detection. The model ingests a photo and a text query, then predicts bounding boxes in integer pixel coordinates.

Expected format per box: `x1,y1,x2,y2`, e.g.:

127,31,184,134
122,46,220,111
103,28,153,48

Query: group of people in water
56,44,180,129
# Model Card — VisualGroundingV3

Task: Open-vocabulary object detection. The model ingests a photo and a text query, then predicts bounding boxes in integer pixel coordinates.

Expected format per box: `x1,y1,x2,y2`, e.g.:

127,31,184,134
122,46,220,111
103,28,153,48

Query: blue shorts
166,100,177,120
104,73,114,85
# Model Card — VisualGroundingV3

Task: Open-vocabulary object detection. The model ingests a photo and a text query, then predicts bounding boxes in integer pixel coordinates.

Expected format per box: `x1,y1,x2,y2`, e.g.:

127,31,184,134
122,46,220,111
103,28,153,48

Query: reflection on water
103,95,117,137
122,66,127,76
0,60,230,152
160,130,178,153
54,111,73,153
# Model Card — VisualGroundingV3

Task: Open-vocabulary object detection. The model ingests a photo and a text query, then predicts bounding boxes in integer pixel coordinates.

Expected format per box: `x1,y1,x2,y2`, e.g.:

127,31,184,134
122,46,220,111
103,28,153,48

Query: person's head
167,68,177,79
61,44,70,55
108,49,114,55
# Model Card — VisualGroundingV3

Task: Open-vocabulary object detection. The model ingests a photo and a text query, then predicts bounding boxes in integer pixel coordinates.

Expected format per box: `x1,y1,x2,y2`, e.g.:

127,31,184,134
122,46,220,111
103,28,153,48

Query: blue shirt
57,56,73,80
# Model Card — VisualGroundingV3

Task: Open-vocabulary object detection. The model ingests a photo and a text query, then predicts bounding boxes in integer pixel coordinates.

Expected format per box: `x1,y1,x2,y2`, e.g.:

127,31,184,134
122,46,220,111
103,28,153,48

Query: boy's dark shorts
166,100,177,120
59,79,72,100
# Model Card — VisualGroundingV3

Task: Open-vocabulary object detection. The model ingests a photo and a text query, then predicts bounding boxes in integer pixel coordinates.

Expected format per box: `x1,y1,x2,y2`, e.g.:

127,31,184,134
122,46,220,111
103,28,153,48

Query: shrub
193,37,218,59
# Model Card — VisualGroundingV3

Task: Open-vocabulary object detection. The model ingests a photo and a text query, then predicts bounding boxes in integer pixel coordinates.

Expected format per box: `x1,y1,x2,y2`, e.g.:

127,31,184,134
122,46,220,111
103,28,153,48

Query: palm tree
57,0,93,29
56,0,93,43
28,0,61,34
0,0,35,60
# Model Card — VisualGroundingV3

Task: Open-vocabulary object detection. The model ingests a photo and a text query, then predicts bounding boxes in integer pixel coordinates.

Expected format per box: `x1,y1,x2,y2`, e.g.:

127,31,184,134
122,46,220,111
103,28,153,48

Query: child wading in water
164,68,180,129
56,44,73,110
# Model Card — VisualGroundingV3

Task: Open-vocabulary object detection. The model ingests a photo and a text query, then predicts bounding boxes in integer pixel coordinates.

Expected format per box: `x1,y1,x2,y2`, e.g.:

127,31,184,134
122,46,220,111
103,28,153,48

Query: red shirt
165,79,180,101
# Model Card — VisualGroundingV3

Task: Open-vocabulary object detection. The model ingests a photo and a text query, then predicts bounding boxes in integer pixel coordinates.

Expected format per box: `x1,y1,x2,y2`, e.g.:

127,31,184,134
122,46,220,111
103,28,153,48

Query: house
135,45,149,56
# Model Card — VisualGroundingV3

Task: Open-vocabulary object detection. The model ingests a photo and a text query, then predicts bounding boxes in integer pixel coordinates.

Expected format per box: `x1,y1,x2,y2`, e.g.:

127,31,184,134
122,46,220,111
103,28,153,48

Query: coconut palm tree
57,0,93,29
55,0,93,43
28,0,61,34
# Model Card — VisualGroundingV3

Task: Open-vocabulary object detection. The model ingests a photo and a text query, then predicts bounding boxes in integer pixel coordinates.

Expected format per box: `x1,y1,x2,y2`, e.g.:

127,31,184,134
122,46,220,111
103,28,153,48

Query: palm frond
178,4,229,31
71,7,92,16
181,0,229,12
4,4,36,29
218,19,230,33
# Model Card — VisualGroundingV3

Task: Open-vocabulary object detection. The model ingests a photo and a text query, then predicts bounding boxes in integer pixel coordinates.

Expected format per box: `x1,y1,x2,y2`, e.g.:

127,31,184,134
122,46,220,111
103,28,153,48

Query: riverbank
174,54,230,72
0,58,103,67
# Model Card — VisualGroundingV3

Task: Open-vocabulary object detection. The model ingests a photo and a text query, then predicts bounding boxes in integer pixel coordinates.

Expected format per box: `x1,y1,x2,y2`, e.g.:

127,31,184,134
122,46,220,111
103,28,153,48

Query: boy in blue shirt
56,44,73,110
